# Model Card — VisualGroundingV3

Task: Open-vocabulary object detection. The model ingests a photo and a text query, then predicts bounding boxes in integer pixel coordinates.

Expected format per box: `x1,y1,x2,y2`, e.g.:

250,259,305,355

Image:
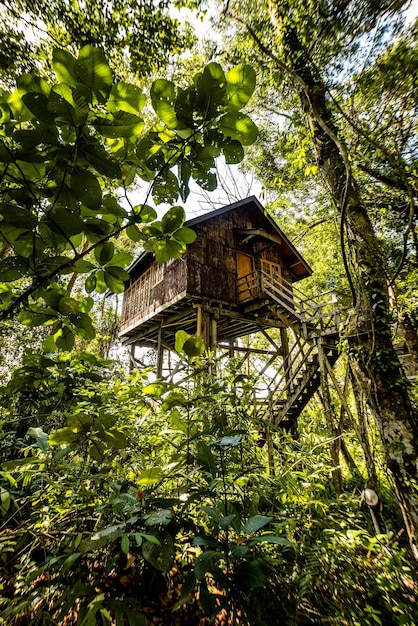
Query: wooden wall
185,207,292,302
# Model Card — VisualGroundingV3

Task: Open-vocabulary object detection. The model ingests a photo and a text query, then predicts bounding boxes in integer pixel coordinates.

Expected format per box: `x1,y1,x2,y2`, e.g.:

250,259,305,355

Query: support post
156,325,164,379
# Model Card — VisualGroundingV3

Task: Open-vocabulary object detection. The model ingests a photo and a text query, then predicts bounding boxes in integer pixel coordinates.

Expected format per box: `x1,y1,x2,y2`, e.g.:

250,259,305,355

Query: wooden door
237,251,255,301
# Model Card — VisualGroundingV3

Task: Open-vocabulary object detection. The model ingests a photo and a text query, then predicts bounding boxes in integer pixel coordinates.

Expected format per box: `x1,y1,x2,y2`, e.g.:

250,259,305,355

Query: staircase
240,270,343,429
263,337,339,429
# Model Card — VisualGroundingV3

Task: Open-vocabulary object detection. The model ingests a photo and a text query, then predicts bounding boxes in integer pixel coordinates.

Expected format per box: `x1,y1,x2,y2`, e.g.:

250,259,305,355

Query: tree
0,45,257,352
216,0,418,559
0,0,194,82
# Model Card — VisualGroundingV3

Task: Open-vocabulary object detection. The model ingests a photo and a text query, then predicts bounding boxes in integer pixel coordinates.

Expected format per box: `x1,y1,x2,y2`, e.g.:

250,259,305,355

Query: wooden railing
238,269,342,335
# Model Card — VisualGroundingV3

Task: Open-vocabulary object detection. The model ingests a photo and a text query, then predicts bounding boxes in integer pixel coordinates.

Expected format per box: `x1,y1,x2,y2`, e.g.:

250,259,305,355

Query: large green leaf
107,82,146,114
48,84,87,125
194,550,222,581
175,330,190,353
142,531,175,572
79,141,121,179
104,266,130,282
173,226,196,244
226,65,257,111
153,239,185,264
150,80,178,128
49,427,80,445
27,427,49,452
55,325,76,351
219,112,258,146
183,336,205,358
223,140,244,164
161,206,185,233
71,168,102,210
105,252,132,267
152,170,179,205
93,111,144,138
22,93,55,126
74,46,113,97
103,272,125,294
195,63,227,119
241,515,272,535
52,49,77,86
137,467,162,486
94,242,114,266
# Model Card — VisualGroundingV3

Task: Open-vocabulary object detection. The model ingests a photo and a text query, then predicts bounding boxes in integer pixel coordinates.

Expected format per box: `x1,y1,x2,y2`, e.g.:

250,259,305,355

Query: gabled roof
128,196,312,281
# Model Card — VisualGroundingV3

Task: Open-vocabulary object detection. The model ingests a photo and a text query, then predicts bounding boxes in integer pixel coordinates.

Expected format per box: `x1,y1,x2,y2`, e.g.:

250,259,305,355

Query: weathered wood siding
120,259,187,332
185,207,292,302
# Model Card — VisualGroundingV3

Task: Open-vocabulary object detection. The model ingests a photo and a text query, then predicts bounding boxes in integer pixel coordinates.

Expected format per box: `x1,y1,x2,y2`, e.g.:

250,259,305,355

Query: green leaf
195,63,227,119
102,429,127,449
27,427,49,452
143,509,172,526
173,226,197,244
55,325,75,351
58,297,79,315
0,257,28,282
137,467,162,486
93,110,144,138
88,438,106,462
175,330,191,353
105,266,130,282
85,274,97,293
126,225,142,242
74,45,113,97
234,559,266,589
21,93,55,126
142,531,175,571
71,168,102,210
80,141,122,179
241,515,272,535
132,204,158,223
105,252,132,267
72,260,95,273
103,272,126,294
153,239,185,264
248,535,292,547
0,487,11,517
61,552,82,573
94,242,114,266
52,48,77,85
219,112,258,146
49,427,80,445
121,534,130,555
183,336,205,358
18,309,55,327
108,82,146,114
223,140,244,164
161,206,185,234
196,441,216,476
194,551,222,580
153,170,179,205
226,65,256,111
151,80,178,128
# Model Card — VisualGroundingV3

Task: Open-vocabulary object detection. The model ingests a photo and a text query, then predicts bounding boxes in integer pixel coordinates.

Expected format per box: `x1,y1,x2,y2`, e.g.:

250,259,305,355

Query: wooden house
120,196,313,352
120,196,343,430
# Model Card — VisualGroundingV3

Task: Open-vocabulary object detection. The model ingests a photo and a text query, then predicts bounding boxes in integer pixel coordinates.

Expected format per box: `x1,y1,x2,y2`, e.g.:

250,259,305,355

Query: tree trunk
267,8,418,559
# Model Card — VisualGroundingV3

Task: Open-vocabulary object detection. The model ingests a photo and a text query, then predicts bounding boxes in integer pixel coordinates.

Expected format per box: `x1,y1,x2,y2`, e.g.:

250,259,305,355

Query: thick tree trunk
268,10,418,559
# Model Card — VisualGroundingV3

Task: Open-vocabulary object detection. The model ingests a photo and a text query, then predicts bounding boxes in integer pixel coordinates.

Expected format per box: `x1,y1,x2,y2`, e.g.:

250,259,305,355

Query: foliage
1,351,416,625
0,45,257,352
0,0,195,83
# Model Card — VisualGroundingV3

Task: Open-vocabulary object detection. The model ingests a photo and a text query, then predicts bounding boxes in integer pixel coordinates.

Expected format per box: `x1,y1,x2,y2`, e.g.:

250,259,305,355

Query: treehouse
120,196,314,350
120,196,342,429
